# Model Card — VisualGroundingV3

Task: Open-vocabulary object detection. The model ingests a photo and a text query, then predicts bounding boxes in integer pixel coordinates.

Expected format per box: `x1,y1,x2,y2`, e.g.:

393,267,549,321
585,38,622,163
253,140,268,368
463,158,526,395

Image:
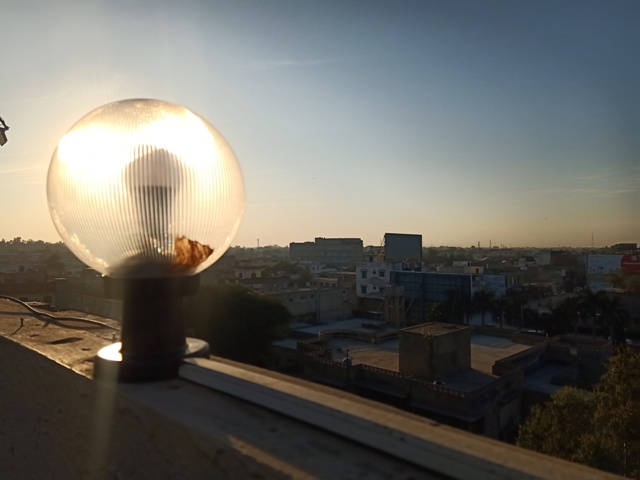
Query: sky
1,0,638,249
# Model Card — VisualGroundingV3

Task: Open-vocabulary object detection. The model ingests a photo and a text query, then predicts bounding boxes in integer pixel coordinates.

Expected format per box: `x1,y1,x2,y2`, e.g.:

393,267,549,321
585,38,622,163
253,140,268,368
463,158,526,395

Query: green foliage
550,291,630,343
609,271,640,293
517,350,640,478
184,284,291,366
517,387,596,462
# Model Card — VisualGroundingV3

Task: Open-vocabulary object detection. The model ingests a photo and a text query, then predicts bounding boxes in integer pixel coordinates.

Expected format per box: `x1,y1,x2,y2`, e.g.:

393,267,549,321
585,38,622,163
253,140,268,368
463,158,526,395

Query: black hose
0,294,118,331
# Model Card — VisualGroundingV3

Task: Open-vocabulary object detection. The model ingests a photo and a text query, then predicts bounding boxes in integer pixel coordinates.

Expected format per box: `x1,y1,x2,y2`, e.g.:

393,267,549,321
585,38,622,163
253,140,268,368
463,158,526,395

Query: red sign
621,254,640,274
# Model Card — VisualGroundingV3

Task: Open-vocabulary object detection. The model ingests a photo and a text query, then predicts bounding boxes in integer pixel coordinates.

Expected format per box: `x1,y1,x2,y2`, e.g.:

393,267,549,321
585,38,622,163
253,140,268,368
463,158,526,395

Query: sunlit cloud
0,163,44,185
234,58,335,73
514,166,639,200
575,164,640,182
593,189,637,198
2,85,79,108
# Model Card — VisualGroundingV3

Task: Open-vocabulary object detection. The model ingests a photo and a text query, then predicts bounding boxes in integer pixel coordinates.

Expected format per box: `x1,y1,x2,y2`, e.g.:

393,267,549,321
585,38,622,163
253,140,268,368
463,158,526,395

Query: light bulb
47,98,244,279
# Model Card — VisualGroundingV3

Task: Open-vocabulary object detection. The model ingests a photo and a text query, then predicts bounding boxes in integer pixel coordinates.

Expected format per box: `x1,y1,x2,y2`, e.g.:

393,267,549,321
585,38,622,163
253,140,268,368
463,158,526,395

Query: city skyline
1,1,638,249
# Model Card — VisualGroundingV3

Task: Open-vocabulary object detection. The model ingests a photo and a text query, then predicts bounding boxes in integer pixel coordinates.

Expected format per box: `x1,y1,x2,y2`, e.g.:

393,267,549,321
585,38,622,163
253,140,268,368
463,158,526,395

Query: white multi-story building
356,262,390,298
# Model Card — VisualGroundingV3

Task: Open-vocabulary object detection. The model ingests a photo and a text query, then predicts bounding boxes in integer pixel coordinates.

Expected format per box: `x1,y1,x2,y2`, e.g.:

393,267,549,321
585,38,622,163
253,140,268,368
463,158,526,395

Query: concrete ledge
180,357,620,480
0,335,439,479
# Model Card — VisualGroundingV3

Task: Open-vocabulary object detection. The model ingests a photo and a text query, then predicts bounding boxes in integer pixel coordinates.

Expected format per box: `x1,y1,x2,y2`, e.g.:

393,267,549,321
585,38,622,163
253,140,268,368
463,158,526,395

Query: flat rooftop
470,333,531,375
292,317,392,336
329,337,399,370
524,360,570,395
403,322,469,336
0,298,118,377
439,368,496,392
318,327,531,377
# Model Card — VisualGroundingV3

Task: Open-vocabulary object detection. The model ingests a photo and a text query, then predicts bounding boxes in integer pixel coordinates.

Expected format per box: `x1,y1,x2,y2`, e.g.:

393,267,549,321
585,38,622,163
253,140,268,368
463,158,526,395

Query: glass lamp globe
47,98,244,279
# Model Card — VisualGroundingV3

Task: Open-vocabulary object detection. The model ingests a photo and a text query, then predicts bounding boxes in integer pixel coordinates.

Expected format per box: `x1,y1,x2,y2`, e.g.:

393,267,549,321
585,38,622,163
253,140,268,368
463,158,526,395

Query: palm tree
493,297,508,329
575,289,631,343
597,294,630,346
550,295,580,337
472,290,496,326
505,288,527,330
431,289,471,325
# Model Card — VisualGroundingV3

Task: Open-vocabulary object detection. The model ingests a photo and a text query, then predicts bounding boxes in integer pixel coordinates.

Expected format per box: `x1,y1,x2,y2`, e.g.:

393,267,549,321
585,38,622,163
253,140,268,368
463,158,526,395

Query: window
380,287,385,294
361,286,367,295
379,269,385,277
361,270,368,279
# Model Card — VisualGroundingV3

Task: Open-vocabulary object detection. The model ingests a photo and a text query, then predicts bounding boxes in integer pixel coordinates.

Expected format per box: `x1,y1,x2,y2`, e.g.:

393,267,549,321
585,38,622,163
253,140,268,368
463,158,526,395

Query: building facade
290,237,363,268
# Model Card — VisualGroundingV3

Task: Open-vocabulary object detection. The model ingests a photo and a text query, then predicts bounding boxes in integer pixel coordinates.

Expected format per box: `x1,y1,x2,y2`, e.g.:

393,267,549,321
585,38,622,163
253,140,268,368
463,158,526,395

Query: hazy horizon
1,1,638,249
0,235,633,251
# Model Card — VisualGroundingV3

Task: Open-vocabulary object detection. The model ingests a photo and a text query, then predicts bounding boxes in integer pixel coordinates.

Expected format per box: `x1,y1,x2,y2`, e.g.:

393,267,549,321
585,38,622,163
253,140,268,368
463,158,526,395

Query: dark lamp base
94,338,209,383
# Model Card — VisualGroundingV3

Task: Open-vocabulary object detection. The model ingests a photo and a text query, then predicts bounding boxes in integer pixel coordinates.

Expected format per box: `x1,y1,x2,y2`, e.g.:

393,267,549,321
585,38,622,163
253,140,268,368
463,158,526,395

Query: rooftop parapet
0,299,622,480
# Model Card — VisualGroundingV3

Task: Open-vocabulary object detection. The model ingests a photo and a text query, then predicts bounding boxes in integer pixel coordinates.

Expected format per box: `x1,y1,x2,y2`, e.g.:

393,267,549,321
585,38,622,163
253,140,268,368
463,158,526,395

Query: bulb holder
94,274,208,382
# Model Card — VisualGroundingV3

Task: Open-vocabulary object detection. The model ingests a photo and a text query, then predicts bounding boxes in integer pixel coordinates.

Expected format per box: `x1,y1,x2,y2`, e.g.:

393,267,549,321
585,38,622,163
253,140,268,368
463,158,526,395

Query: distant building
391,270,473,323
282,321,524,439
587,254,624,291
483,275,508,297
265,287,354,323
289,237,363,268
233,266,263,280
399,323,471,380
0,269,54,303
356,262,390,299
274,321,614,440
494,334,613,415
549,250,580,268
612,243,638,252
357,233,471,324
384,233,422,269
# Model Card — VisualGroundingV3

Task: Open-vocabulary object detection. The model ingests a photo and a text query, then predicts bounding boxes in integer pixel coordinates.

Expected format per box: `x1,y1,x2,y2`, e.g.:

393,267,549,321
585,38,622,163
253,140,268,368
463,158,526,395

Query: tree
471,289,495,326
591,349,640,477
504,288,527,329
576,288,603,340
184,284,291,366
492,296,508,329
609,271,640,293
426,290,469,324
443,289,470,324
425,302,445,323
517,350,640,478
550,295,580,337
517,387,596,462
598,295,630,346
44,253,64,274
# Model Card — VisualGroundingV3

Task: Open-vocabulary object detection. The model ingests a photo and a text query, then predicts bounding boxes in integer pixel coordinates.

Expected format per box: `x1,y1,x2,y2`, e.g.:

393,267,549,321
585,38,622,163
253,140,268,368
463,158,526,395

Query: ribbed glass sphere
47,99,244,278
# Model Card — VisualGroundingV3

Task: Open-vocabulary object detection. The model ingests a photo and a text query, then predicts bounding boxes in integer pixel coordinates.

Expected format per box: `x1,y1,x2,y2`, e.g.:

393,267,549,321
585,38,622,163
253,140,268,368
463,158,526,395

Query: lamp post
47,99,244,381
